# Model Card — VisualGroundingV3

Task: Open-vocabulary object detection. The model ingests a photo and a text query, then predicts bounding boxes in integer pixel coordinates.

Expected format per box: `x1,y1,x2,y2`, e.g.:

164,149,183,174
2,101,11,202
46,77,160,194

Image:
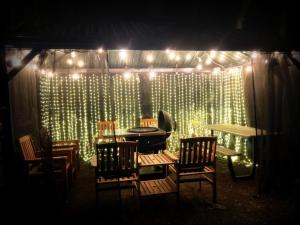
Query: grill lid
158,110,172,133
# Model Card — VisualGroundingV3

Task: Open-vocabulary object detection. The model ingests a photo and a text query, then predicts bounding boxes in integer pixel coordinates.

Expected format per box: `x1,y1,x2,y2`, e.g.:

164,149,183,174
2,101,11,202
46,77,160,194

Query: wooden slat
216,145,241,156
140,178,177,196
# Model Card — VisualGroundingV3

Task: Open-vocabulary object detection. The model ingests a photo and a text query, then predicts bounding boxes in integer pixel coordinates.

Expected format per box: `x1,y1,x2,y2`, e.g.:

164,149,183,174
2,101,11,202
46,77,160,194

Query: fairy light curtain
39,73,141,161
151,67,249,161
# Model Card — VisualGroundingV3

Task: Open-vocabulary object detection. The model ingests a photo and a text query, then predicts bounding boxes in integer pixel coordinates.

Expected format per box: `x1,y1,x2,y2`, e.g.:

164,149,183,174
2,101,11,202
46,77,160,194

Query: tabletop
205,124,269,138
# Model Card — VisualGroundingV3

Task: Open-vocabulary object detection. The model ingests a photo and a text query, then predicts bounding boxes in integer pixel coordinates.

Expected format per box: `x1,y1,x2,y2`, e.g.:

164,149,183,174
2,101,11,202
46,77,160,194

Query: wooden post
0,47,15,187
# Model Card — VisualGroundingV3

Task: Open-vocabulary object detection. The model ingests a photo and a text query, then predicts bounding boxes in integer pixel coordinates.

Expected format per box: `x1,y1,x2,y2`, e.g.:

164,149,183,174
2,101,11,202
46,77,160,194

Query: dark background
1,0,299,50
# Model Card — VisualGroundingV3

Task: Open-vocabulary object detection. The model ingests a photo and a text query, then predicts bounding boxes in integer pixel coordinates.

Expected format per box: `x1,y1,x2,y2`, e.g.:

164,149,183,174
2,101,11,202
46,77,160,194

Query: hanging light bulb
210,50,216,58
185,54,192,60
67,59,73,65
119,49,127,61
168,52,176,60
146,54,154,63
175,55,181,61
77,60,84,67
71,51,76,58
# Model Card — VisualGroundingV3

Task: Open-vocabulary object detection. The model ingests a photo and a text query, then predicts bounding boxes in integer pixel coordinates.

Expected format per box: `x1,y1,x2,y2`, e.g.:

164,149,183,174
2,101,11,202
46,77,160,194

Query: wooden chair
39,127,78,180
164,136,217,203
140,118,158,127
52,140,80,177
19,135,72,194
95,141,140,206
97,120,122,142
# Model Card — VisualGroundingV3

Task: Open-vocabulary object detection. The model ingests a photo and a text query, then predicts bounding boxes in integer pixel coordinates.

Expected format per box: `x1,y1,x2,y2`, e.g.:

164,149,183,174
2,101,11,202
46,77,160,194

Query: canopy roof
5,49,251,74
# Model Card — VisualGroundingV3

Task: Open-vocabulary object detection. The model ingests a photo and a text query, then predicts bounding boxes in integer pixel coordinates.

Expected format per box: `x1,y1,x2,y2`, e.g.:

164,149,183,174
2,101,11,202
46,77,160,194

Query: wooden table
90,152,177,197
138,153,177,197
205,124,268,180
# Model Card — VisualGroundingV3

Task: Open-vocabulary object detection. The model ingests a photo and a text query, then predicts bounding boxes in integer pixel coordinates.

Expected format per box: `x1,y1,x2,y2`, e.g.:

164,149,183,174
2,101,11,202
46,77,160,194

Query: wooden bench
216,145,241,181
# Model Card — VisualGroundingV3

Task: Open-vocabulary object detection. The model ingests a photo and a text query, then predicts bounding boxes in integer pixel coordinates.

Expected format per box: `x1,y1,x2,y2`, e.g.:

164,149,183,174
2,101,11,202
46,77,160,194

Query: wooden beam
7,48,42,80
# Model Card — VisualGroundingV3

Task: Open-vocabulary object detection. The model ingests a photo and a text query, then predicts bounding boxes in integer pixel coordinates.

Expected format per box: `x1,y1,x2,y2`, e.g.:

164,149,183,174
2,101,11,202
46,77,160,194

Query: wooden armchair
164,136,217,203
52,140,80,177
19,135,72,194
140,118,158,127
39,127,78,179
95,141,140,206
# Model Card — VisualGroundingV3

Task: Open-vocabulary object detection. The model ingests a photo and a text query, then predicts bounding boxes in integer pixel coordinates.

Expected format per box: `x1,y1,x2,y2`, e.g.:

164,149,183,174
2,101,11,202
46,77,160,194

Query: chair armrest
25,158,42,163
163,150,179,162
52,140,79,152
52,149,73,165
52,156,69,171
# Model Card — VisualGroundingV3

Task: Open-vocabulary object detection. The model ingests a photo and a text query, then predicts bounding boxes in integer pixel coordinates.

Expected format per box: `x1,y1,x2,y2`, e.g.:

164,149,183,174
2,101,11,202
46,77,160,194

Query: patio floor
2,158,298,225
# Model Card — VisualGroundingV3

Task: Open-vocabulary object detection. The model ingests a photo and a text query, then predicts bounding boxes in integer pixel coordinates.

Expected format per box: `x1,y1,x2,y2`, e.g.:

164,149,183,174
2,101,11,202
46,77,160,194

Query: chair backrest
178,136,217,170
95,141,138,178
39,127,53,151
140,118,157,127
97,121,118,137
19,135,37,160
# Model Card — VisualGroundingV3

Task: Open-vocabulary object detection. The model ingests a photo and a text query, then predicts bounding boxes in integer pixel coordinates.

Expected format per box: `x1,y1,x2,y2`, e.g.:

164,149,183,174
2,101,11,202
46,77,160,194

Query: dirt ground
2,158,298,225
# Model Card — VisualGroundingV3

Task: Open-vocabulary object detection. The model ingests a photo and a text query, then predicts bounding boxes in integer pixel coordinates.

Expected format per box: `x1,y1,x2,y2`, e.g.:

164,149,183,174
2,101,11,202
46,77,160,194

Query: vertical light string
39,65,247,162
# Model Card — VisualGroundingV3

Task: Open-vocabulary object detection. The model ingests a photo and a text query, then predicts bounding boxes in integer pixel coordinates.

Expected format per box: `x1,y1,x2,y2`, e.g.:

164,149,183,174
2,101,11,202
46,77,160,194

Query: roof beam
7,48,42,80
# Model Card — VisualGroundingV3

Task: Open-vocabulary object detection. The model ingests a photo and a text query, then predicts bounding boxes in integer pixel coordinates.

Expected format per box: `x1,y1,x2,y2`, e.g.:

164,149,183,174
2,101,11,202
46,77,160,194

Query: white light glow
175,55,181,61
47,71,54,77
251,52,257,59
77,60,84,67
41,69,46,75
67,59,73,65
146,55,154,63
205,57,212,65
97,48,103,53
71,51,76,58
210,50,216,58
72,73,80,80
219,54,225,62
246,65,252,73
168,52,175,60
119,50,127,60
185,54,192,60
123,72,131,79
149,71,156,80
265,59,268,64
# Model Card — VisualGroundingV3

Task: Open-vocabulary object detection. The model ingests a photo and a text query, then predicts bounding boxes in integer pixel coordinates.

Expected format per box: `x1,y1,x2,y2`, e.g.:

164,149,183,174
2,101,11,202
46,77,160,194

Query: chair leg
176,178,180,204
212,173,217,203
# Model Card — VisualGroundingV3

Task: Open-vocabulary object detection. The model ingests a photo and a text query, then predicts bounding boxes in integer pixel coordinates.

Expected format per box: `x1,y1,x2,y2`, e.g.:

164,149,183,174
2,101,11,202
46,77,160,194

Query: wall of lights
151,67,250,163
39,73,141,161
39,67,249,162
